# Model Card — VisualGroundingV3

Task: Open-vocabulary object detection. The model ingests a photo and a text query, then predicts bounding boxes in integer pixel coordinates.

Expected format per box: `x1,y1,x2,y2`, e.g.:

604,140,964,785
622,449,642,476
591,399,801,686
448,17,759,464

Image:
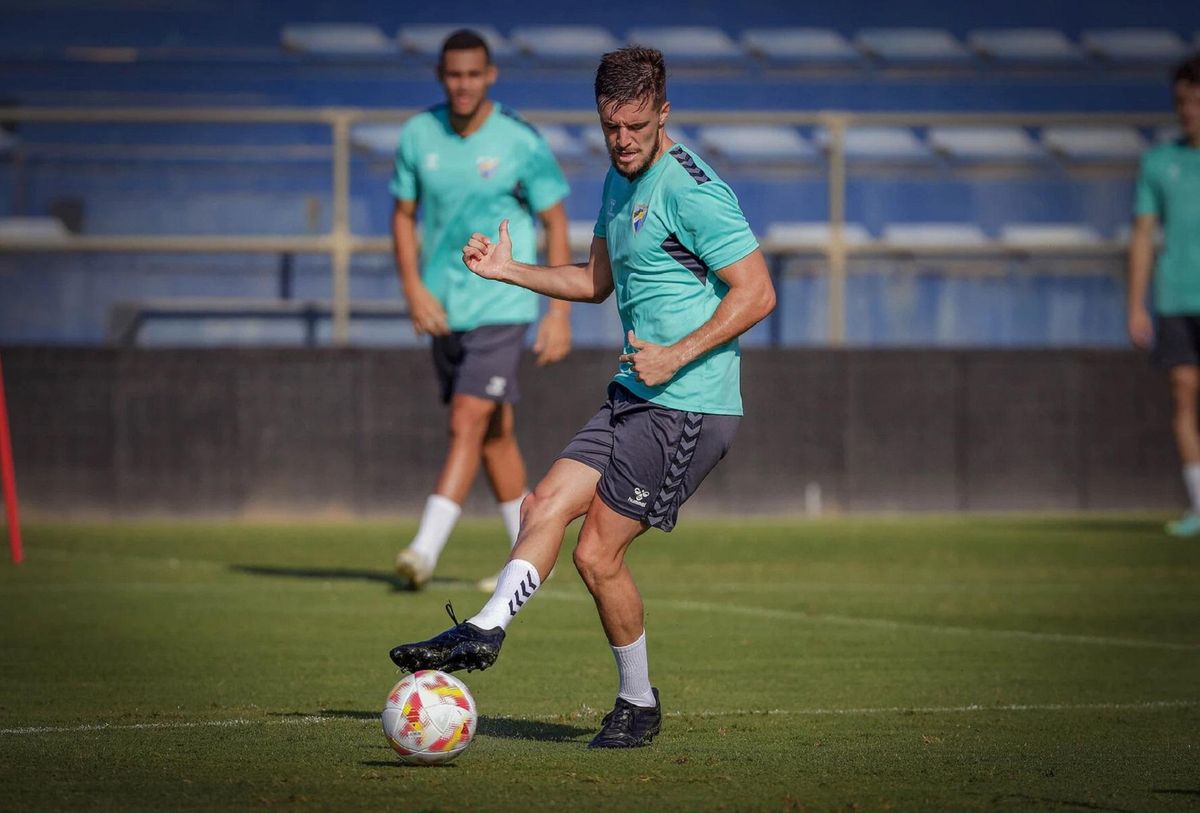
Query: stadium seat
813,126,932,161
739,28,862,65
509,26,620,60
1040,126,1146,161
350,123,402,157
397,24,513,58
0,216,70,242
1080,28,1190,64
567,220,597,253
966,29,1084,64
880,223,990,248
280,23,395,55
926,126,1044,161
1156,126,1183,144
533,124,585,160
695,125,816,162
764,221,874,249
623,27,744,62
854,28,972,64
998,223,1104,248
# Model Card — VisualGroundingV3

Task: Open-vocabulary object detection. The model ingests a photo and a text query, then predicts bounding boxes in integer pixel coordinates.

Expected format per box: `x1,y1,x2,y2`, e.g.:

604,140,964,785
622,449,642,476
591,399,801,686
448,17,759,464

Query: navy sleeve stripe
661,233,709,285
669,145,711,185
498,105,543,140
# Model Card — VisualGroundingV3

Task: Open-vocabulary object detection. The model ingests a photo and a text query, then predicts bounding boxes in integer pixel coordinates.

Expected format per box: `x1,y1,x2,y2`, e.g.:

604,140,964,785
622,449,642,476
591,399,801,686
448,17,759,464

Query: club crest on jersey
632,203,649,234
476,156,500,179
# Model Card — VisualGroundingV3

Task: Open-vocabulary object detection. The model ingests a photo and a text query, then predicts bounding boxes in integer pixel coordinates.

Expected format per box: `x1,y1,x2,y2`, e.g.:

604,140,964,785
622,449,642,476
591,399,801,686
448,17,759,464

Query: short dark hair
440,29,491,65
594,46,666,115
1173,53,1200,85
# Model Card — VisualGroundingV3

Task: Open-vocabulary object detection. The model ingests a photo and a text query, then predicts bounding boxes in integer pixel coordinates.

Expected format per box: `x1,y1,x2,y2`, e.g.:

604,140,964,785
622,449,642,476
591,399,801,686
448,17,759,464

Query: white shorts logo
486,376,507,397
628,486,649,508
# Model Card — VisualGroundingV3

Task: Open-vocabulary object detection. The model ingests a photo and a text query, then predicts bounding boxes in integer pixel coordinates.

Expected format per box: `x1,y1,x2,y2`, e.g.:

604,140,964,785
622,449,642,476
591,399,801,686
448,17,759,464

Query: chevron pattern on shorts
506,569,539,617
647,412,704,527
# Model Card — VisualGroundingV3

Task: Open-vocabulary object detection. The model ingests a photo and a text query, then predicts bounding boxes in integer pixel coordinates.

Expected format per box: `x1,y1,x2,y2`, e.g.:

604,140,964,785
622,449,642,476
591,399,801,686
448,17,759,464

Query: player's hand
405,282,449,336
533,310,571,366
462,219,513,281
1127,308,1153,349
618,330,682,388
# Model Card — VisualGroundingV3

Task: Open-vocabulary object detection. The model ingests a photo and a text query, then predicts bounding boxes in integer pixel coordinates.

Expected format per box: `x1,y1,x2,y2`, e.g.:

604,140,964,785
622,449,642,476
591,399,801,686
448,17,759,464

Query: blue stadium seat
397,24,513,59
813,127,932,162
927,126,1045,161
280,23,395,55
695,125,816,162
739,28,862,65
1080,28,1190,64
623,27,744,63
880,223,990,248
998,223,1104,248
966,29,1084,65
509,26,620,60
764,221,874,250
1040,126,1146,161
854,28,972,65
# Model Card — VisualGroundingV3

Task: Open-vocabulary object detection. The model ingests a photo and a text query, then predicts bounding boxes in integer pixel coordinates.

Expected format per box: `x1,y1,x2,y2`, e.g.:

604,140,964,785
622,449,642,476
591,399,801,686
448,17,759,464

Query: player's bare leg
1168,365,1200,536
477,403,531,591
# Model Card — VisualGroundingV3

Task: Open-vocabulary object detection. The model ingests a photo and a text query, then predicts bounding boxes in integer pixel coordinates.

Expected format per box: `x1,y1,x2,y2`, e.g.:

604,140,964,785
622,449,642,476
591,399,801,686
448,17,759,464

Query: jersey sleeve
520,136,570,213
1132,152,1160,218
388,125,419,202
673,182,759,272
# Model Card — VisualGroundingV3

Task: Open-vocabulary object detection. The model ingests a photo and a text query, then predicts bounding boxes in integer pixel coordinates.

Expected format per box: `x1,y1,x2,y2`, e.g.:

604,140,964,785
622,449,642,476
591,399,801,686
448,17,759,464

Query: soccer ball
382,670,478,765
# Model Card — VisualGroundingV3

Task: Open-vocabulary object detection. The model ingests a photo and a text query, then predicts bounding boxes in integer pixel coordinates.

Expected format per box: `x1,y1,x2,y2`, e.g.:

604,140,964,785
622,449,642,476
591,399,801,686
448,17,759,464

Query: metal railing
0,106,1173,344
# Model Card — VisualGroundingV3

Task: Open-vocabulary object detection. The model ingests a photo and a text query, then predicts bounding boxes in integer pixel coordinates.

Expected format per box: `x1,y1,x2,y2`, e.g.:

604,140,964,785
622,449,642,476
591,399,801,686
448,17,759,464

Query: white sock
1184,465,1200,513
498,494,526,549
467,558,541,631
406,494,462,567
612,631,656,708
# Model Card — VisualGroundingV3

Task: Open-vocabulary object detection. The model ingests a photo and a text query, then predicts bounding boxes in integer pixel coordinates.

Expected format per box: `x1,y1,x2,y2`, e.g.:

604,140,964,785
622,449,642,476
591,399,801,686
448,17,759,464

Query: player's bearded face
599,97,670,180
438,48,496,120
1176,81,1200,142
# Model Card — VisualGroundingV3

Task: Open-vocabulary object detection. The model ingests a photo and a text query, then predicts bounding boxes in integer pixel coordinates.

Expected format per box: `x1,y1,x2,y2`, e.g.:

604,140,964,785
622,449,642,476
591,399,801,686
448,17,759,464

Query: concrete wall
0,346,1181,518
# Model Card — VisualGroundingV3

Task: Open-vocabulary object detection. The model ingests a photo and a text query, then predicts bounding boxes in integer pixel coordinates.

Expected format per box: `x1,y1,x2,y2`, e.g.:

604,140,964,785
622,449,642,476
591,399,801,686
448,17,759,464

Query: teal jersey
390,103,570,331
1133,140,1200,315
594,144,759,416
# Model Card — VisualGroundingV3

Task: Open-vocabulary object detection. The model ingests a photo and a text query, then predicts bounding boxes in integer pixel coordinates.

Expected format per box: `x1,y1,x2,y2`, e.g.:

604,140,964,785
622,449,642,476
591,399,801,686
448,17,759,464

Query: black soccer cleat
388,602,505,674
587,688,662,749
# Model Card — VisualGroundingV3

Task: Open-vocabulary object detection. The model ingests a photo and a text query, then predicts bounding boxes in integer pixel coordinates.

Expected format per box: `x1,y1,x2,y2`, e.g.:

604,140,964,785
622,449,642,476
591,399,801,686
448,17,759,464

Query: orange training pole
0,353,23,564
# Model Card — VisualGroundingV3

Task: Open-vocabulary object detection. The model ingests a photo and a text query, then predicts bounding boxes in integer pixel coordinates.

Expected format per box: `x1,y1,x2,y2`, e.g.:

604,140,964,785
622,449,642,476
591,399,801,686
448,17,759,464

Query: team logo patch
424,153,439,171
632,203,649,234
476,156,500,179
628,486,650,508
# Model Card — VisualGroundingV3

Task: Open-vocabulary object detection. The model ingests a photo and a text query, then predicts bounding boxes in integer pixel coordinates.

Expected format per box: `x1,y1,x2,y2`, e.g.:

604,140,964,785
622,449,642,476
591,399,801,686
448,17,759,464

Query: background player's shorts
559,383,739,533
1151,315,1200,369
431,323,529,404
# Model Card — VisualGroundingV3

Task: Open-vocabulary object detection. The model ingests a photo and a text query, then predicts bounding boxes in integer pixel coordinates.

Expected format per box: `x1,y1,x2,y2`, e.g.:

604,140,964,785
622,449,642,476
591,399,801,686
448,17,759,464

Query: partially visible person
1127,53,1200,536
391,29,572,587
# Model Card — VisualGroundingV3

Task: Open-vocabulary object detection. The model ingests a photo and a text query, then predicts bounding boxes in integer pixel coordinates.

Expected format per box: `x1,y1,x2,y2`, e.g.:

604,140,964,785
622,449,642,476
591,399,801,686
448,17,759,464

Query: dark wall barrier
0,347,1181,518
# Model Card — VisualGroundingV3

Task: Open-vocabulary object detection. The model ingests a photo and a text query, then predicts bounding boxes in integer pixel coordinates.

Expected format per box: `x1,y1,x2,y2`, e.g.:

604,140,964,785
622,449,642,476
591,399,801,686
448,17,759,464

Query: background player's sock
612,631,656,708
407,494,462,567
1184,464,1200,514
498,493,526,549
468,559,540,631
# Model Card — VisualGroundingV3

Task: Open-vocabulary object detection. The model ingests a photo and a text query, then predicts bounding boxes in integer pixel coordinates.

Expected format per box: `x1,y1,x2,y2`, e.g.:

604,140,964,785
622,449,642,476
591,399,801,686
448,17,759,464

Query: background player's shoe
394,548,433,589
389,603,505,673
587,688,662,749
1166,513,1200,537
476,565,555,593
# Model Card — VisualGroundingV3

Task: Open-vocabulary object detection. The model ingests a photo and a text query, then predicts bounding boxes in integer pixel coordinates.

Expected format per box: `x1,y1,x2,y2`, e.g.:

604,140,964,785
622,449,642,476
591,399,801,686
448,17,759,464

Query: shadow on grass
295,709,590,742
361,760,459,769
229,564,473,592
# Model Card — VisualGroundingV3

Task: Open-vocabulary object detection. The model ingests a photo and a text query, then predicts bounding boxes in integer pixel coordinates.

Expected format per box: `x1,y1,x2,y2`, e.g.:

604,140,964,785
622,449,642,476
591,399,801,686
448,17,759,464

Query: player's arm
1126,213,1156,349
462,219,614,304
392,198,449,336
619,249,776,388
533,202,573,365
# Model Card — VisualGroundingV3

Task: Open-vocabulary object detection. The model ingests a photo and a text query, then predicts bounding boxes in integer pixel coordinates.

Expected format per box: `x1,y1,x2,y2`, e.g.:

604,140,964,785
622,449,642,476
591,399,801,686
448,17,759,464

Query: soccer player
1127,53,1200,536
391,30,572,589
388,46,776,748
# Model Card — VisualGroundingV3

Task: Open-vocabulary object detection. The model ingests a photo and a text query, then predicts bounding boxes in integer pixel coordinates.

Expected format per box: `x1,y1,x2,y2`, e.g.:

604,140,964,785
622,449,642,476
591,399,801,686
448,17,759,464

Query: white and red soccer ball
382,670,477,765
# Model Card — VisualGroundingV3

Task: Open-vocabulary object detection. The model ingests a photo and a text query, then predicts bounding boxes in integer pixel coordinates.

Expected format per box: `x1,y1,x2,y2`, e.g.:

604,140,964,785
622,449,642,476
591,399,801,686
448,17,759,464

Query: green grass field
1,517,1198,812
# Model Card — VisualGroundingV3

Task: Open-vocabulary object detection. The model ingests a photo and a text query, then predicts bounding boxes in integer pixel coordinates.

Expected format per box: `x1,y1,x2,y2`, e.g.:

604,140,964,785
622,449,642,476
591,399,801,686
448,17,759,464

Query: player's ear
659,100,671,128
486,63,498,87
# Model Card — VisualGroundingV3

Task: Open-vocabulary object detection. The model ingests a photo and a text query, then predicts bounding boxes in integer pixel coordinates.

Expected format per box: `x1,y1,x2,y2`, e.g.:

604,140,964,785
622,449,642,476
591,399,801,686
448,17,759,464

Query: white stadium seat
0,217,70,242
854,28,972,64
696,125,816,161
740,28,861,64
813,126,931,161
1080,29,1189,63
880,223,990,248
966,29,1083,63
624,26,743,60
510,26,621,60
998,223,1104,248
1041,126,1146,160
280,23,394,55
533,124,585,160
350,123,402,157
764,222,874,249
397,24,513,58
927,126,1044,161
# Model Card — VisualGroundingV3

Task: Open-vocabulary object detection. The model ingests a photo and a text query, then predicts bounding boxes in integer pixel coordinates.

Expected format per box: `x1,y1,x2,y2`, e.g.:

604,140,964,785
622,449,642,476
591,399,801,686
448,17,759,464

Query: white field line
3,700,1196,737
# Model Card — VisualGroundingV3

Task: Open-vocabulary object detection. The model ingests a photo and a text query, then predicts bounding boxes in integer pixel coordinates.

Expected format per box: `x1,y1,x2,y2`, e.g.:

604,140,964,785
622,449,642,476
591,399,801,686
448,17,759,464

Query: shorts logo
486,376,507,397
476,156,500,179
628,486,649,508
632,203,649,234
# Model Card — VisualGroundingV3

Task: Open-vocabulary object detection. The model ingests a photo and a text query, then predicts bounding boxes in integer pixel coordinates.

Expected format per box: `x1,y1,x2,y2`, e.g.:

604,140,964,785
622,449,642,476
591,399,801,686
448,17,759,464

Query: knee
521,485,571,529
573,528,619,587
447,403,493,441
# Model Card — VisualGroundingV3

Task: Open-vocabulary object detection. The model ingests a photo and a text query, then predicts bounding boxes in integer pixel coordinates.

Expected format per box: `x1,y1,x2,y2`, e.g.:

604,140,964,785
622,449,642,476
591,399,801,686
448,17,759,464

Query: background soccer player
389,46,776,749
390,29,573,588
1127,53,1200,536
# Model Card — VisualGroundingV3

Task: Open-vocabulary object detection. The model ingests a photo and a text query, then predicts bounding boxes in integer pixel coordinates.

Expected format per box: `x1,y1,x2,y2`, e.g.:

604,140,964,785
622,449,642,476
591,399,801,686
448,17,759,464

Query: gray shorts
431,323,528,404
1151,315,1200,369
559,383,740,532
